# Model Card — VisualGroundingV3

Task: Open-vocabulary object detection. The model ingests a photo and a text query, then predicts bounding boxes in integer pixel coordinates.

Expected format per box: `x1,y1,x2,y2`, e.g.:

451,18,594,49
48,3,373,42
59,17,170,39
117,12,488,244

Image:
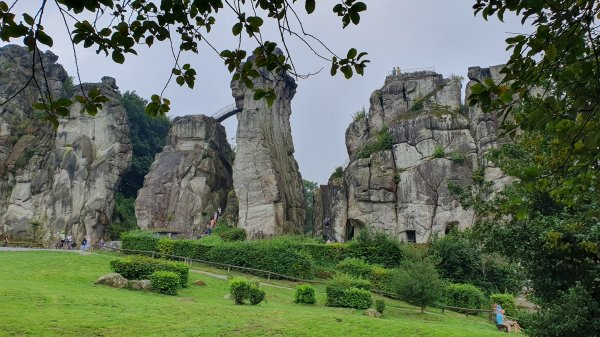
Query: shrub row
334,258,398,292
121,232,314,279
229,277,266,305
325,275,373,309
110,255,189,287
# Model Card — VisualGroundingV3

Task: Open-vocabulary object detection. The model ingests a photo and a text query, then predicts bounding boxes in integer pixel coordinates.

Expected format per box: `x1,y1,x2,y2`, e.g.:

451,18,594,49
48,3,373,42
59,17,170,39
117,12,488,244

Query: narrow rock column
231,55,306,238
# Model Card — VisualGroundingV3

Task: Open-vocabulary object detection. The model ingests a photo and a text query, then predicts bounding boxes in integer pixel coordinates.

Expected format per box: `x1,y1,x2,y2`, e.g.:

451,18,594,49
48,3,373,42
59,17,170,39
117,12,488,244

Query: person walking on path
3,236,8,247
81,237,88,251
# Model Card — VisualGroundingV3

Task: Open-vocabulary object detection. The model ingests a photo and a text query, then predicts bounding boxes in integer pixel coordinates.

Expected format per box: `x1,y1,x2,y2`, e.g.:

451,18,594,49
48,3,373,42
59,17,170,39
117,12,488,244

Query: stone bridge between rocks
211,103,242,123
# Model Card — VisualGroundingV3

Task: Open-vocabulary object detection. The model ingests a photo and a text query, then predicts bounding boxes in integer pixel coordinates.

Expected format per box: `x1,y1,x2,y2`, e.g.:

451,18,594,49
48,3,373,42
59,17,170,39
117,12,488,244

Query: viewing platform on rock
386,67,438,81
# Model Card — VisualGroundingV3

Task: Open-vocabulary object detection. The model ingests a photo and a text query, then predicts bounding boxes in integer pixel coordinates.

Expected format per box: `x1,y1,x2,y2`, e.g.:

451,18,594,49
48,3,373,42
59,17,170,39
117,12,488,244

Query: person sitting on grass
497,309,521,334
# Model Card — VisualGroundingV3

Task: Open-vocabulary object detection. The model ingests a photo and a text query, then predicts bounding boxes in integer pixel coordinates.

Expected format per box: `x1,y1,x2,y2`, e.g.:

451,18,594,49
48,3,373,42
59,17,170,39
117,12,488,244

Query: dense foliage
294,283,317,305
229,277,266,305
375,299,385,314
150,270,179,295
444,283,486,312
110,255,189,287
489,293,516,316
122,232,314,279
303,179,318,233
356,127,393,159
462,2,600,334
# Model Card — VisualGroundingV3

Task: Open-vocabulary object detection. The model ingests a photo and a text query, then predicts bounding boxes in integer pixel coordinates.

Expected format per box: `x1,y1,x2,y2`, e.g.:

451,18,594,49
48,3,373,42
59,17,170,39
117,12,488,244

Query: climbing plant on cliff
0,0,369,121
463,2,600,336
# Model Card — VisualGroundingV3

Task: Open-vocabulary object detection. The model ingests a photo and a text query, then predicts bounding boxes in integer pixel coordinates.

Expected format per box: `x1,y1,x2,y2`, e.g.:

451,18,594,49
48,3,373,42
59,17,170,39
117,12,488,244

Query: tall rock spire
230,52,306,238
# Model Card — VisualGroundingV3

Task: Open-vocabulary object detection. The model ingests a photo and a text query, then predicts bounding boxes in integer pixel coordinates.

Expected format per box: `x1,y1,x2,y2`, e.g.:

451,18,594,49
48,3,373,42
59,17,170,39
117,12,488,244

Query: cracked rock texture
314,68,508,243
231,54,306,238
0,45,131,244
135,115,233,232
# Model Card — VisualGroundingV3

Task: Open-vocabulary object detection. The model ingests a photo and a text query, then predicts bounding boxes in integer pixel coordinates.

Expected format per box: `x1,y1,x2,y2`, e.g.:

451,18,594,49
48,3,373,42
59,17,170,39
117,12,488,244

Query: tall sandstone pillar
231,56,305,238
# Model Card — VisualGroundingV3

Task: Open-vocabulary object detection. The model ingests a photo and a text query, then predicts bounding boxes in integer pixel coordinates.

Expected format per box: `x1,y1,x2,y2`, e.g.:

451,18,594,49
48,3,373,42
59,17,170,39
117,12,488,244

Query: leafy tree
118,91,171,198
108,193,138,240
0,0,369,120
302,179,318,233
462,2,600,334
392,254,444,313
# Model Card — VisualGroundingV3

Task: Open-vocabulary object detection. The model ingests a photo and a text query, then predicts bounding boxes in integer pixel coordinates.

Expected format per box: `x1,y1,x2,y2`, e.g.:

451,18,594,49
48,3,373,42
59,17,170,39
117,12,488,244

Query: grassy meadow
0,251,508,337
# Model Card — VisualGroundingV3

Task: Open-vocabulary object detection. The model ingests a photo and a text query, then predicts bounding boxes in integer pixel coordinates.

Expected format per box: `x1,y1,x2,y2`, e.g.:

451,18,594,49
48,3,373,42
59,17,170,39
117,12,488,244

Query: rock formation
231,54,306,238
314,68,508,243
0,45,131,244
135,115,233,232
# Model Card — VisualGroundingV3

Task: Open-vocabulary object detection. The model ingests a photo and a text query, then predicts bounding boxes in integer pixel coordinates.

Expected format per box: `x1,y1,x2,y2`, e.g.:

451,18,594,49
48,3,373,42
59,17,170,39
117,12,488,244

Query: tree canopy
0,0,368,122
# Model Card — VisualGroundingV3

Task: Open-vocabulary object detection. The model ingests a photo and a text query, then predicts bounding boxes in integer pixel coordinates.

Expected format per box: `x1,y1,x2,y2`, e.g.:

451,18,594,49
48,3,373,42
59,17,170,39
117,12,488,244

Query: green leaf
112,50,125,64
232,22,242,36
347,48,357,59
305,0,315,14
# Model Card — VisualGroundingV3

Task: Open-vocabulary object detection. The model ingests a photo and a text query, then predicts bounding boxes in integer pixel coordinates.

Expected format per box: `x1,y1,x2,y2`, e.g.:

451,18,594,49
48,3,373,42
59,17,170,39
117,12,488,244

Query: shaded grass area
1,251,504,337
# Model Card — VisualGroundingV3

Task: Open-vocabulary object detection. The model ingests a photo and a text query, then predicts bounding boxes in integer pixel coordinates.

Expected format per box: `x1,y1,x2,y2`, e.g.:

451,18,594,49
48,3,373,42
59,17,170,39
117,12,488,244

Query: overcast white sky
6,1,530,184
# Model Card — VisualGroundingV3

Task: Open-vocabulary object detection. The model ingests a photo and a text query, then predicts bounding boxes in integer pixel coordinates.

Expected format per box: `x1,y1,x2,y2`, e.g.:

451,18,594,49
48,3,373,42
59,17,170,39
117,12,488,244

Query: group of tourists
391,66,401,75
493,303,521,333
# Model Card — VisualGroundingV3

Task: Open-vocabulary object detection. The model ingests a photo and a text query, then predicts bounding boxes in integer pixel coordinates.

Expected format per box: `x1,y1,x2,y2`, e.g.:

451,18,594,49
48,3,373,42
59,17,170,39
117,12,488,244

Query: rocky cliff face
135,115,233,232
0,45,131,244
315,68,507,243
231,55,306,238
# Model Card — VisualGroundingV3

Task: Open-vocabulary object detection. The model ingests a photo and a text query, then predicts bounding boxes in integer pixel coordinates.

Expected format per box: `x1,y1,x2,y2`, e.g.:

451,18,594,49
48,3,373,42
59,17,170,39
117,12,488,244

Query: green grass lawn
0,251,507,337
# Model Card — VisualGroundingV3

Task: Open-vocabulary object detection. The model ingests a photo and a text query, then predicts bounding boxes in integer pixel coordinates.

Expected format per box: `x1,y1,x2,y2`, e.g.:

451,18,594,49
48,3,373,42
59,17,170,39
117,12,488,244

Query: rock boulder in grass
363,309,383,318
231,50,306,239
128,279,151,291
135,115,234,232
95,273,128,288
0,45,132,245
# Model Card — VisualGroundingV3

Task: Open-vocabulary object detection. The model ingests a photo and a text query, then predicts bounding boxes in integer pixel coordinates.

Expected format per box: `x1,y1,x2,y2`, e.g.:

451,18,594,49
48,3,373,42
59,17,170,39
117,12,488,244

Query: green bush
369,266,393,291
433,145,445,158
444,283,486,312
294,284,316,304
375,299,385,314
356,127,394,159
336,258,374,280
121,230,158,252
218,227,247,242
298,243,350,266
326,274,373,309
229,277,265,305
110,255,189,287
489,293,516,315
347,231,404,268
448,152,466,164
150,271,179,295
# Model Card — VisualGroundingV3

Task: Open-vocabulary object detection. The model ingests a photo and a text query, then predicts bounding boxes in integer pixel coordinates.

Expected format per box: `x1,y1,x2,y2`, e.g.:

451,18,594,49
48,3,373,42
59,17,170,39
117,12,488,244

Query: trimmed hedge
121,230,158,252
490,293,517,315
123,232,314,279
444,283,486,312
336,258,374,279
229,277,265,305
298,243,350,265
218,227,247,242
326,274,373,309
110,255,189,287
375,299,386,314
295,284,317,304
150,271,179,295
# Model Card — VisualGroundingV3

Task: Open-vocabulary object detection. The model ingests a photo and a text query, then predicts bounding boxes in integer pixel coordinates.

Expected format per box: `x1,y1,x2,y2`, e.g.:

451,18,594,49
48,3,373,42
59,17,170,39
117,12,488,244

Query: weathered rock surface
363,308,383,318
95,273,129,288
231,53,306,238
128,279,151,291
314,68,507,243
135,115,233,232
0,45,131,244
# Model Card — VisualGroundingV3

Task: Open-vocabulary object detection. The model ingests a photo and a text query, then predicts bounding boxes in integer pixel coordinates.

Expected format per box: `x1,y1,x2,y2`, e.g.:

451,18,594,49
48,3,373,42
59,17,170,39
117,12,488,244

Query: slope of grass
0,251,505,337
